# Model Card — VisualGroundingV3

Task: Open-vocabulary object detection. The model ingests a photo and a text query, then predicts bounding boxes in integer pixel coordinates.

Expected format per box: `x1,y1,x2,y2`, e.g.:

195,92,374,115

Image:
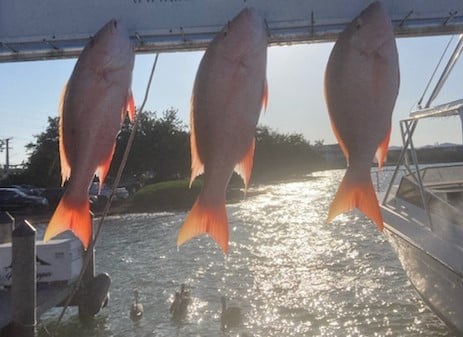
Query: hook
399,10,414,28
310,11,315,35
135,32,144,46
180,27,187,42
264,19,272,38
42,38,59,50
1,42,18,53
443,10,458,26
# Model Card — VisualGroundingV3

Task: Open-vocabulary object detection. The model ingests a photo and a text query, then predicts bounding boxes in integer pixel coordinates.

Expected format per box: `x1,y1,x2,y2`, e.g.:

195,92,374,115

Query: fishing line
55,53,160,325
416,35,455,109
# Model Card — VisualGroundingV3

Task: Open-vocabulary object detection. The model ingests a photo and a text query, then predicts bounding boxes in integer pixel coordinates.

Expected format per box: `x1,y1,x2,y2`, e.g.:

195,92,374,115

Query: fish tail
44,196,92,249
177,197,228,253
327,170,383,230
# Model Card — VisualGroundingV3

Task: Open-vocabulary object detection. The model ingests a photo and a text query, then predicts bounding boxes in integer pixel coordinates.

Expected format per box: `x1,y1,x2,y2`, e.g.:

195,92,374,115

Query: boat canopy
1,0,463,63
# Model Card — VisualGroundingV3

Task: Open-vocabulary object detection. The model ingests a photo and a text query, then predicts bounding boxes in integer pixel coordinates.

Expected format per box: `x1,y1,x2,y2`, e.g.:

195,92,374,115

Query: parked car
0,187,49,212
89,182,129,202
1,184,45,197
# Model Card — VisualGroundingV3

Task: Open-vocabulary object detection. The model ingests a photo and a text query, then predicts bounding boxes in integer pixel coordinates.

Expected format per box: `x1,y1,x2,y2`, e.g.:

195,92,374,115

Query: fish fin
375,128,391,169
44,196,92,249
234,138,255,192
262,79,269,112
126,90,136,123
189,105,204,188
328,118,349,163
95,144,116,190
177,197,228,253
59,82,71,185
327,170,383,230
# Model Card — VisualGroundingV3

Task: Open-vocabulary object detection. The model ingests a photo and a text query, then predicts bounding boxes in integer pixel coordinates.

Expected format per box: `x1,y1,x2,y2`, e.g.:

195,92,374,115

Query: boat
380,35,463,335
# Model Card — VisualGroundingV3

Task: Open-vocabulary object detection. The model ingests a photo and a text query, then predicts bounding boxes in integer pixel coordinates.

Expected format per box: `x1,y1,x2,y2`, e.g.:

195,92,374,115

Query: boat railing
382,34,463,231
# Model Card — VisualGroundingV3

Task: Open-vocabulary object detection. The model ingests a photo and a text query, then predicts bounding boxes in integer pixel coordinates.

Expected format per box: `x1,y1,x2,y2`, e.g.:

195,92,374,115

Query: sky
1,35,463,167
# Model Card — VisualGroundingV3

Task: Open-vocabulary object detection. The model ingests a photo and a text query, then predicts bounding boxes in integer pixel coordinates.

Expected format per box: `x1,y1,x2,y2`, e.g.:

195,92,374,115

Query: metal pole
11,220,36,337
4,138,12,173
425,34,463,108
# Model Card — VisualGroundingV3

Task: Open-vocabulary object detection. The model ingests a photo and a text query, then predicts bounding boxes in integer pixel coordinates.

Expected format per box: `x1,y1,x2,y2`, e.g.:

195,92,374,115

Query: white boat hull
381,196,463,336
384,228,463,335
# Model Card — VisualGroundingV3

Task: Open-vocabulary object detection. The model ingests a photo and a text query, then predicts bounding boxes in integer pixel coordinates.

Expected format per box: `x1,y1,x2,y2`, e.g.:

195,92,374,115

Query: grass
111,174,256,215
129,179,203,212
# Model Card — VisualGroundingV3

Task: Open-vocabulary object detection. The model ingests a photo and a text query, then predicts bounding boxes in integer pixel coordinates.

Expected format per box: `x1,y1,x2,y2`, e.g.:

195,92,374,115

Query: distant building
316,144,346,169
316,143,463,170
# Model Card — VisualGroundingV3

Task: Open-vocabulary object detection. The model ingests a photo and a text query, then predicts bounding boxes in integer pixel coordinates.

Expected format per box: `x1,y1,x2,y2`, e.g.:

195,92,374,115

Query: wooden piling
0,211,14,244
11,220,36,337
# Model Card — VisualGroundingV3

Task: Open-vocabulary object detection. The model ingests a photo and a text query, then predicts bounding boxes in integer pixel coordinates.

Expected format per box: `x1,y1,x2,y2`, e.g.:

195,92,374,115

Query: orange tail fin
177,197,229,253
44,197,92,249
327,170,383,230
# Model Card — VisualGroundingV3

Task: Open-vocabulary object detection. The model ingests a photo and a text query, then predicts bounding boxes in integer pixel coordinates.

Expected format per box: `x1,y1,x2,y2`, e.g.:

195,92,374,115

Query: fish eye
355,18,362,30
113,21,118,28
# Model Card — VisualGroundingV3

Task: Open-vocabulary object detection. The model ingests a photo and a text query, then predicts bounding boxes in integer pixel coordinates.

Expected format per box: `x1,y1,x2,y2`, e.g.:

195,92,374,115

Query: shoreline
5,173,320,226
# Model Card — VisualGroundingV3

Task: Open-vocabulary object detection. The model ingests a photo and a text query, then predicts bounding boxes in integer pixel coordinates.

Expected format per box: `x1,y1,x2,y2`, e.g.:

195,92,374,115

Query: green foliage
253,126,324,182
19,117,61,187
111,108,190,183
11,109,325,188
130,179,202,211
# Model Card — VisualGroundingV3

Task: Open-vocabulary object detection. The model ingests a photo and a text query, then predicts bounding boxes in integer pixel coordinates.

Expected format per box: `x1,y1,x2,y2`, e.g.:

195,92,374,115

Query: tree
252,126,324,182
111,108,190,184
12,111,325,188
20,117,61,187
15,109,190,187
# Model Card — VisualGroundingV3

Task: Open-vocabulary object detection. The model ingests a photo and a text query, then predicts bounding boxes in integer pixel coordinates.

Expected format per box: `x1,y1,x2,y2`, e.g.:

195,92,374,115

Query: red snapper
177,7,268,253
44,19,135,249
324,1,400,229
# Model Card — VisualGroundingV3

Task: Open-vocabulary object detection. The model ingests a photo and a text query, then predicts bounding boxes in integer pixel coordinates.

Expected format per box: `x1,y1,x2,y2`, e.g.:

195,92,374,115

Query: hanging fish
324,1,400,229
177,7,268,253
44,19,135,249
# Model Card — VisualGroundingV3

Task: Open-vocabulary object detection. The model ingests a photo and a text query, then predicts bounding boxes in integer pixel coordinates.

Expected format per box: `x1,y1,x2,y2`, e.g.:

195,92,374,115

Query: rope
55,53,160,325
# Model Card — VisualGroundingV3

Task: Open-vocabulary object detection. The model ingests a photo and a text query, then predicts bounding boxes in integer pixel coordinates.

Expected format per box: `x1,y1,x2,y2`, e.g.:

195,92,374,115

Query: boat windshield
396,165,463,225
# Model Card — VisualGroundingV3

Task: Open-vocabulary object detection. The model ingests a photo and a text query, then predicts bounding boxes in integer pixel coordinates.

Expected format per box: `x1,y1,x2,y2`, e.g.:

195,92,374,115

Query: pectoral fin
262,79,269,112
375,128,391,169
59,83,71,185
189,104,204,187
95,144,116,191
234,138,255,192
127,90,136,122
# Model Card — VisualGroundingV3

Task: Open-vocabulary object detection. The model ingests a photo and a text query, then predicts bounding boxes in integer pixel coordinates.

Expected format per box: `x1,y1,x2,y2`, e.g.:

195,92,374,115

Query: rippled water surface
39,170,455,337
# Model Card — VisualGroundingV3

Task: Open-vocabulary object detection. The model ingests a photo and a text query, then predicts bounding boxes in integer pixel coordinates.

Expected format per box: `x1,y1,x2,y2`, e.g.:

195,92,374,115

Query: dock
0,283,75,329
0,212,110,336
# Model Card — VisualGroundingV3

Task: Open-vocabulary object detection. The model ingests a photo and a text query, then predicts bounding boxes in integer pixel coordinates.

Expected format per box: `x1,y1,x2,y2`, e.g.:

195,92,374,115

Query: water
38,170,455,337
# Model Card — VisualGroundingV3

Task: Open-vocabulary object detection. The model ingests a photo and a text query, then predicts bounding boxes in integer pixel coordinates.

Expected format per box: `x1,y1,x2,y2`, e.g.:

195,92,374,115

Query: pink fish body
44,19,135,248
324,1,399,229
177,7,268,253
